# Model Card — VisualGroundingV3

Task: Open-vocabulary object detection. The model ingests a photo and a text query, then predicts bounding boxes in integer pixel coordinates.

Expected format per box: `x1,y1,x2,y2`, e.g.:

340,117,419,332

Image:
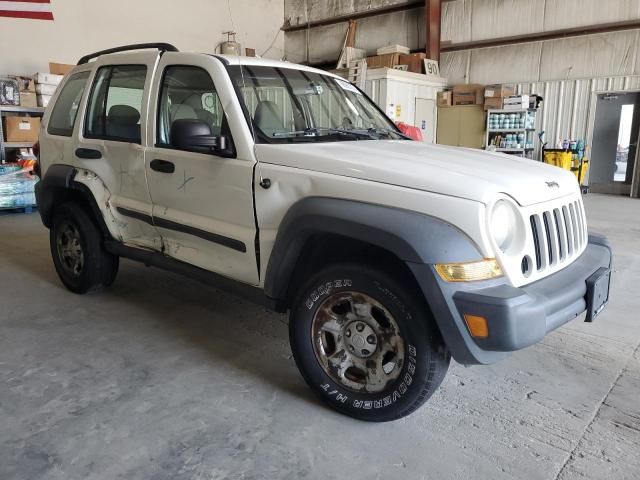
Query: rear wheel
50,202,119,293
289,263,450,422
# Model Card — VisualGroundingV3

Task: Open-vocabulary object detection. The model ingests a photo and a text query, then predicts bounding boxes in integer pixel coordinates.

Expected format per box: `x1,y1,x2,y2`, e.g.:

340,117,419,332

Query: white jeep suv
35,44,612,422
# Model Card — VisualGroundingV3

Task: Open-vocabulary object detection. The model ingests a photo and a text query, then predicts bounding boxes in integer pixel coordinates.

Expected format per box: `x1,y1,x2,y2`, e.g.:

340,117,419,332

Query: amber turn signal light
463,314,489,338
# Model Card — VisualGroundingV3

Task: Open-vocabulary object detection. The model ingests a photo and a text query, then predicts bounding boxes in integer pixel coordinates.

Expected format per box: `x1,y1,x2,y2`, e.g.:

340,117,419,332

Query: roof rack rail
77,43,179,65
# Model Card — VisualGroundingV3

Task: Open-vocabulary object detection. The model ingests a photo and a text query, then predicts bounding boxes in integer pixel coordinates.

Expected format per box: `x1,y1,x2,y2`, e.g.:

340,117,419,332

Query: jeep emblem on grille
545,181,560,188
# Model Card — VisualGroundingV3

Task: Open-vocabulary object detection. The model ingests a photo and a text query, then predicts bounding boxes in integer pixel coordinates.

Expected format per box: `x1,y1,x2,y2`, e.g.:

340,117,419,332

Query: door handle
150,159,175,173
75,148,102,159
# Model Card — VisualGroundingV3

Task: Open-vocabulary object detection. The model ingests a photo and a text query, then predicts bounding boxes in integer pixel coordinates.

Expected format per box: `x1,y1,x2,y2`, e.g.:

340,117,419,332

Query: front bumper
409,234,612,365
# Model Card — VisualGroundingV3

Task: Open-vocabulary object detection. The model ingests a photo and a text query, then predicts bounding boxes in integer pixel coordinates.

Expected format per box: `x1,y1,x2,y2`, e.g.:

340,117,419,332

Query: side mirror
170,119,229,153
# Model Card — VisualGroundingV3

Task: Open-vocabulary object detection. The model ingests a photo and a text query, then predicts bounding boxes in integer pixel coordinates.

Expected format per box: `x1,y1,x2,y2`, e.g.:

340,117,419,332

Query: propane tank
220,31,241,56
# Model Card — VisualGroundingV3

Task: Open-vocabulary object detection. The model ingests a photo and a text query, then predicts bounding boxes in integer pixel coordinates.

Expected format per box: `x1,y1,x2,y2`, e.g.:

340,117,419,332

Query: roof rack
77,43,179,65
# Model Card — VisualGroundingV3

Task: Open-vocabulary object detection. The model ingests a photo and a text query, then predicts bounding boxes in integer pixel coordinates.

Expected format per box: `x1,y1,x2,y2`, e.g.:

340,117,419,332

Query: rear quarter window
47,71,90,137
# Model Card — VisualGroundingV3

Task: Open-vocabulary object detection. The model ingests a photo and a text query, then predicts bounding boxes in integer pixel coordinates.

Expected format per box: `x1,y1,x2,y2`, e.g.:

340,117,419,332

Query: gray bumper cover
409,234,612,365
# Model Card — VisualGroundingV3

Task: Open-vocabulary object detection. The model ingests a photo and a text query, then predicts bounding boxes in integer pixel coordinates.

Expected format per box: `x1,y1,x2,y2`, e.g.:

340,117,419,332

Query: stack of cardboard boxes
10,77,37,108
483,84,515,110
437,84,484,107
366,45,428,74
438,83,520,110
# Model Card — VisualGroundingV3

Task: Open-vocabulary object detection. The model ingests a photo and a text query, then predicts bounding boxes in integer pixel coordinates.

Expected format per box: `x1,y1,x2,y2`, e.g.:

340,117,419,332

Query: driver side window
157,66,226,148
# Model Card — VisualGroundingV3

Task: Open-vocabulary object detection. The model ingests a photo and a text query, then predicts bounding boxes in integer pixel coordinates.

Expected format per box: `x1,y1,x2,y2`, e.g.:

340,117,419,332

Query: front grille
529,200,586,272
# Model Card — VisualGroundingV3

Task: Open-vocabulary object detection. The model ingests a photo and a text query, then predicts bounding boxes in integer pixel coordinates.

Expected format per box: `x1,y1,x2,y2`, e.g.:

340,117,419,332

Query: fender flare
35,164,111,238
263,197,483,301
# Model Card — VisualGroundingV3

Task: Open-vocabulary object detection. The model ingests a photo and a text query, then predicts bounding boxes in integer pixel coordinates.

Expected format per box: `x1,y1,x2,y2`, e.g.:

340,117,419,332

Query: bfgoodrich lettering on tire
289,264,450,421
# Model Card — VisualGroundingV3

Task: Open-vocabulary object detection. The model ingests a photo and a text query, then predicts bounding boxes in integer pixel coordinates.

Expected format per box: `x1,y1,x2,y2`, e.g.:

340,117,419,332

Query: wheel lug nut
348,345,355,352
356,323,365,332
367,335,376,344
345,329,351,337
361,349,369,356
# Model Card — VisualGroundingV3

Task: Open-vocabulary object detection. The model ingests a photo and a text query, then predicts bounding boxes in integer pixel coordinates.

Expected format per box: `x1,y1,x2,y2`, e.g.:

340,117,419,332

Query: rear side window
47,71,90,137
84,65,147,143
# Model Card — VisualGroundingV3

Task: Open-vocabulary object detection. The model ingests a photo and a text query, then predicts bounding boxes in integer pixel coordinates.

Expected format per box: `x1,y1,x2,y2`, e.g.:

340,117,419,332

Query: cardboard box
437,90,452,107
34,72,63,86
366,53,400,69
10,76,36,92
36,83,57,96
4,117,41,143
483,97,504,110
452,84,484,105
398,53,427,73
484,84,515,98
503,94,530,110
377,44,410,55
49,62,74,76
19,92,37,108
37,94,52,108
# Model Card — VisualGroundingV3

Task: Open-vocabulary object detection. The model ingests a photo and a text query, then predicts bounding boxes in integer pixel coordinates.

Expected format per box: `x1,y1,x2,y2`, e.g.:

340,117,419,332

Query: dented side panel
254,157,491,289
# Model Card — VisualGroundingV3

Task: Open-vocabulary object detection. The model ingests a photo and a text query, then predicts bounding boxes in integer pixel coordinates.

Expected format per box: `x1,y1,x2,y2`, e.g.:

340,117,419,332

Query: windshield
227,65,407,143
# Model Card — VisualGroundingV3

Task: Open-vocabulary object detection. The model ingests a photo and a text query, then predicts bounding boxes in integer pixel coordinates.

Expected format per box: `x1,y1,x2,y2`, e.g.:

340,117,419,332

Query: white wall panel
470,0,545,41
440,51,470,84
441,0,472,43
468,43,542,84
539,31,640,81
544,0,640,31
0,0,285,75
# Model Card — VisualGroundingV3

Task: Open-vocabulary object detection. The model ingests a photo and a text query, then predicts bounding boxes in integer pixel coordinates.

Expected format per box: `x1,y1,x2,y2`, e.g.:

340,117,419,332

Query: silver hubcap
56,223,84,276
311,291,405,393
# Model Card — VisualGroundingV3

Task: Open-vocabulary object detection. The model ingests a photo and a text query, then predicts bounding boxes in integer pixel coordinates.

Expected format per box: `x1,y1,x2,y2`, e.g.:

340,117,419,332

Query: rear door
74,52,162,250
145,54,259,285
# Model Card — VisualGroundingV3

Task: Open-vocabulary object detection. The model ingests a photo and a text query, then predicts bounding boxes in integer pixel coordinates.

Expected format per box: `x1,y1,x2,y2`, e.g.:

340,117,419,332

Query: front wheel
289,264,450,422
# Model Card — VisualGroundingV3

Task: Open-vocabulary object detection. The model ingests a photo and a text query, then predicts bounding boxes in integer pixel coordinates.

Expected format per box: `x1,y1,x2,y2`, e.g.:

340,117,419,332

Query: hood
255,140,579,206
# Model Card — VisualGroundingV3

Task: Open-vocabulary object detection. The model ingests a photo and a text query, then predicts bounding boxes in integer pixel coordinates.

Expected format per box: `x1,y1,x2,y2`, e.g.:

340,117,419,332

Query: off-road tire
290,263,450,422
50,202,119,294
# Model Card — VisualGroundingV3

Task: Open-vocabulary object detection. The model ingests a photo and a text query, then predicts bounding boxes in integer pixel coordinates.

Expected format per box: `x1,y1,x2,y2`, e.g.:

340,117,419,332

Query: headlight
435,259,503,282
490,200,520,252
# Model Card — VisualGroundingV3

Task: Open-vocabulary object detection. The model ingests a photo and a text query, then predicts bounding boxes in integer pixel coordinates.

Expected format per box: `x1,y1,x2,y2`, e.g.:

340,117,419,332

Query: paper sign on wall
423,59,440,79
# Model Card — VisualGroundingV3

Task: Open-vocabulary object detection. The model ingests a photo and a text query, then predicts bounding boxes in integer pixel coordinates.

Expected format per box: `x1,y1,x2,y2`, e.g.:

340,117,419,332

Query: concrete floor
1,194,639,480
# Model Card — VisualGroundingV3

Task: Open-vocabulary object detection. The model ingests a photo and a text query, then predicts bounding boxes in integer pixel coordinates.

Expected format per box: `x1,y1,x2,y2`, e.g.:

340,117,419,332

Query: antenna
225,0,266,187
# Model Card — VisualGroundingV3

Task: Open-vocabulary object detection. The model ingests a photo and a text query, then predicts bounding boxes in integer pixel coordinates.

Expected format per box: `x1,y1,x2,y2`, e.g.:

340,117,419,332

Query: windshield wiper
271,127,374,139
367,127,411,140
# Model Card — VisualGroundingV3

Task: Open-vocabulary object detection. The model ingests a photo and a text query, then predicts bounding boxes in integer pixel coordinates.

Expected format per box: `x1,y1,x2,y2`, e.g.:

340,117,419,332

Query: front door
590,92,640,195
145,55,259,285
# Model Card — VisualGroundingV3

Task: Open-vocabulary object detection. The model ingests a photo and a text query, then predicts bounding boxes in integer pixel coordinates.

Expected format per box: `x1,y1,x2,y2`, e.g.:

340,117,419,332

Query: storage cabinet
436,105,486,149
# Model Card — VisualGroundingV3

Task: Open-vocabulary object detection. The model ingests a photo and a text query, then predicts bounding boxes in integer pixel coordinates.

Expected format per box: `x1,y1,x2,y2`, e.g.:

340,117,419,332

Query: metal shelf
0,105,45,114
1,104,45,163
4,142,37,148
487,128,536,133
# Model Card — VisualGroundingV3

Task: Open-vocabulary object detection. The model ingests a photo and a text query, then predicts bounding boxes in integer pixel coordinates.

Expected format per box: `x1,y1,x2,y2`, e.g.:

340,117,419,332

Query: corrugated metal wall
513,75,640,161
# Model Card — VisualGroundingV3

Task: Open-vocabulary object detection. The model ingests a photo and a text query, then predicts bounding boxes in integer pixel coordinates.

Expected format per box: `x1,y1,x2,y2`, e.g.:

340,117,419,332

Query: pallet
0,205,36,214
347,59,367,89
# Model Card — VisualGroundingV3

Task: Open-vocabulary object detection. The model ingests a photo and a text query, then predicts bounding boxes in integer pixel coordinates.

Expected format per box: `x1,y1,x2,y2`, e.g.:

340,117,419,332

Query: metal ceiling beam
281,0,454,33
425,0,441,62
441,20,640,52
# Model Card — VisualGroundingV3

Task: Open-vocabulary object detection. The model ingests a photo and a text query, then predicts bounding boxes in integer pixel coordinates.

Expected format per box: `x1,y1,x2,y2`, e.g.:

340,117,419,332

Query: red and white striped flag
0,1,54,21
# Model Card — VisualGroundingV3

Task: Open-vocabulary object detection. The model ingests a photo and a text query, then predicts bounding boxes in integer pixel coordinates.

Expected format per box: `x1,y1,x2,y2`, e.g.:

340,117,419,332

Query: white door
414,97,436,143
74,52,162,250
145,55,259,285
